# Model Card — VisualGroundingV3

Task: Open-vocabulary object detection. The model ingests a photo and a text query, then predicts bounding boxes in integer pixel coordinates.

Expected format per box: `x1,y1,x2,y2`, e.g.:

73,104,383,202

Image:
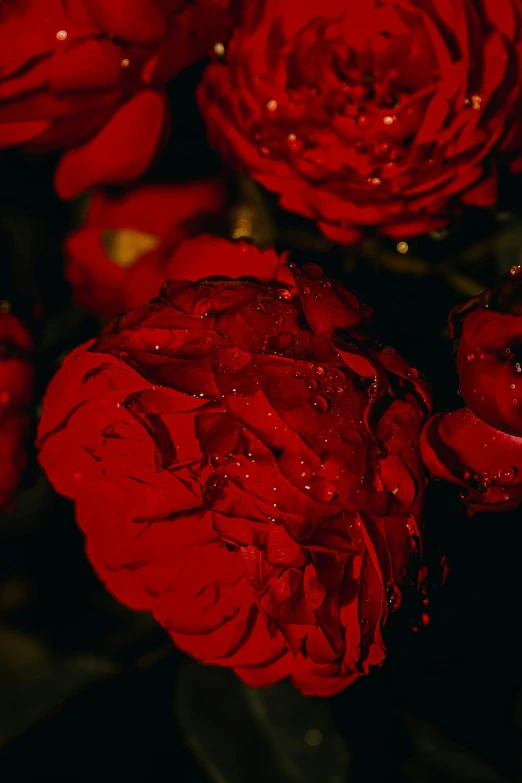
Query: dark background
1,62,522,783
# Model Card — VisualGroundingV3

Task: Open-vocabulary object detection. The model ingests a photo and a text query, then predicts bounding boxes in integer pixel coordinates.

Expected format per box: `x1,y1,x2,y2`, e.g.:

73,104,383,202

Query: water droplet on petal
275,288,292,301
302,287,311,296
56,30,68,40
274,315,284,327
306,378,319,392
314,366,325,377
271,332,294,350
256,302,268,313
310,395,330,413
387,584,402,612
499,466,517,483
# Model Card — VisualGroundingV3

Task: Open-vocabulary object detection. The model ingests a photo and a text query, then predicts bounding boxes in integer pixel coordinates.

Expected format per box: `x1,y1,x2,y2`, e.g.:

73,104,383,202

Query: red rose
38,238,430,695
0,313,33,509
0,0,233,199
66,181,225,319
198,0,522,243
422,265,522,511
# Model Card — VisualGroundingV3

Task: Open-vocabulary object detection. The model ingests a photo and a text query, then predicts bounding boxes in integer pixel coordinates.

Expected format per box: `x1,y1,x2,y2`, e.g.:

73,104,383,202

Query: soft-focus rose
0,313,33,509
0,0,233,199
38,238,430,695
198,0,522,243
66,181,226,319
422,265,522,511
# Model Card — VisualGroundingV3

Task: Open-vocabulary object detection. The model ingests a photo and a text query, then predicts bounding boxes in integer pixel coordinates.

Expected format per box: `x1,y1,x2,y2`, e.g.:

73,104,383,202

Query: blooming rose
422,265,522,511
66,181,225,319
198,0,522,243
0,0,233,199
0,312,33,509
38,238,430,695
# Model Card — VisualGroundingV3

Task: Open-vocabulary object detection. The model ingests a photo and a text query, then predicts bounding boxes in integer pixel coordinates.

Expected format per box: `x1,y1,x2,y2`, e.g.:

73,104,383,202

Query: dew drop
293,370,303,379
56,30,67,40
387,584,402,612
306,378,319,392
266,99,278,112
315,366,325,377
383,115,395,125
499,466,517,484
120,58,130,68
275,288,292,301
213,42,225,56
310,395,330,413
256,302,268,313
271,332,294,350
302,287,311,296
274,315,284,327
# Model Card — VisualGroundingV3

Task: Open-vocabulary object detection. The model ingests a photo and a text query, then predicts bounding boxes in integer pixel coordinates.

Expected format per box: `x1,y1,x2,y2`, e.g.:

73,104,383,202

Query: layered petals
198,0,522,242
0,0,235,197
38,238,429,695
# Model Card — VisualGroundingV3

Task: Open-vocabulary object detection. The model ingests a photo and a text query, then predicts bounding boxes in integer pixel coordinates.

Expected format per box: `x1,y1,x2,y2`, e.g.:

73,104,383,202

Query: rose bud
0,312,33,509
0,0,234,198
66,181,226,319
198,0,522,243
38,237,430,695
422,265,522,511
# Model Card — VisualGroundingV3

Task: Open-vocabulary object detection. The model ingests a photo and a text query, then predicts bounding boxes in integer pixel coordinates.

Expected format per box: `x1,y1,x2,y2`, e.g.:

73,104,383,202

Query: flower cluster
38,239,430,695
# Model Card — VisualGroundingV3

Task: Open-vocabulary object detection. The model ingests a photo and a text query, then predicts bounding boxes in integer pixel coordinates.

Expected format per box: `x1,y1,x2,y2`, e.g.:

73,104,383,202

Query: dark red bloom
422,265,522,511
0,0,233,199
66,181,225,319
198,0,522,243
0,313,33,509
38,238,430,695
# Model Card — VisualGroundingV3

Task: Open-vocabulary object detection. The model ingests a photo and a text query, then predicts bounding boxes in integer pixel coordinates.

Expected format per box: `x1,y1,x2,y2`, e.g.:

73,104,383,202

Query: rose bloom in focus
0,0,233,199
0,312,33,509
38,237,430,695
422,265,522,511
66,181,226,320
198,0,522,243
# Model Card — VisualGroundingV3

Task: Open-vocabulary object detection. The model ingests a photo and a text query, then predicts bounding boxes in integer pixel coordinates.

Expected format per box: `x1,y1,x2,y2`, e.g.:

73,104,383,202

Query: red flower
0,0,233,199
422,265,522,511
38,238,430,695
0,313,33,509
66,181,225,319
198,0,522,243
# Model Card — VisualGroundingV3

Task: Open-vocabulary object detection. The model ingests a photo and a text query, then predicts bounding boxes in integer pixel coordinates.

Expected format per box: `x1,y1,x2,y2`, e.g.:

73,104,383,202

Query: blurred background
1,61,522,783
